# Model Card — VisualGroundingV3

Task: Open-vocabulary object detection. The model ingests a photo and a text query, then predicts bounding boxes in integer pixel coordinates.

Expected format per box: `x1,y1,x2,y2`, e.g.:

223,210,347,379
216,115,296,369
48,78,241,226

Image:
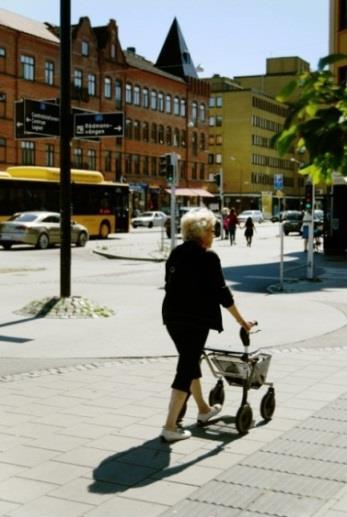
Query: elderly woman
161,208,254,442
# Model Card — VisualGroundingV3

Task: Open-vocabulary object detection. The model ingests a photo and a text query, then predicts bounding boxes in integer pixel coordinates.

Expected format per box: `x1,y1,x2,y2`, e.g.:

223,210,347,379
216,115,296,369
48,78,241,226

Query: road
0,222,345,377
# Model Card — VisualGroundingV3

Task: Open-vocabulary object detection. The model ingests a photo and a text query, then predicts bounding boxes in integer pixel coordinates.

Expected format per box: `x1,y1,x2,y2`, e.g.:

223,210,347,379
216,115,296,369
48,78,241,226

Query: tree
272,54,347,184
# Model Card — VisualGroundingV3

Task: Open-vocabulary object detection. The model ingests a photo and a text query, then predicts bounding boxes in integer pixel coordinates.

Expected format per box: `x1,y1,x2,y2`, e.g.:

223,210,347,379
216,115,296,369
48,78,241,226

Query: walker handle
240,321,258,348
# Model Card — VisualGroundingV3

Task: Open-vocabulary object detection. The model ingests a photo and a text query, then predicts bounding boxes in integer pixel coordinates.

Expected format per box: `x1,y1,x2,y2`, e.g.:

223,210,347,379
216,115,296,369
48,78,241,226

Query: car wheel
2,242,12,250
36,233,49,250
284,230,289,236
76,231,88,247
99,222,110,239
132,222,138,228
148,222,153,228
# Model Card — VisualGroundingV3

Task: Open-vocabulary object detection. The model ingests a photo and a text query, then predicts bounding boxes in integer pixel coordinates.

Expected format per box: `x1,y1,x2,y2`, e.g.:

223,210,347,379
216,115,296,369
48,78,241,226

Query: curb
92,248,167,262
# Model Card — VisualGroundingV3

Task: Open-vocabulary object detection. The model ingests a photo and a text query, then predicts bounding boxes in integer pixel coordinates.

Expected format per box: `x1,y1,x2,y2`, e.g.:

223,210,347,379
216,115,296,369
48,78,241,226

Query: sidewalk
0,233,346,516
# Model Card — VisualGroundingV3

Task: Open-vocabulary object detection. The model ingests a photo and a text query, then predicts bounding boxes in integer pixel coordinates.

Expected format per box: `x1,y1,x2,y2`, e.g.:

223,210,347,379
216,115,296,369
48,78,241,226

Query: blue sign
274,174,283,190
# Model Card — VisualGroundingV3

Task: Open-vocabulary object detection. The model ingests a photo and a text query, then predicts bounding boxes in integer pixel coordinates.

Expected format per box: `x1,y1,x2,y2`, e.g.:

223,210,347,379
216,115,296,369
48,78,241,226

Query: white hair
181,208,216,243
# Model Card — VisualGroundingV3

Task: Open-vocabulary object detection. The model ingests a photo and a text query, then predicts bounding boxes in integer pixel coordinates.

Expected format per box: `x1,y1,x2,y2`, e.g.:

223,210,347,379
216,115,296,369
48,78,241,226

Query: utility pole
59,0,72,297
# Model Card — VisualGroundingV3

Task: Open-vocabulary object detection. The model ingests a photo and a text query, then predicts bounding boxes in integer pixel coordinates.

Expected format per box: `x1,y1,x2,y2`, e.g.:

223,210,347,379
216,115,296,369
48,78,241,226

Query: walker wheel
208,380,225,406
235,404,253,435
260,388,276,421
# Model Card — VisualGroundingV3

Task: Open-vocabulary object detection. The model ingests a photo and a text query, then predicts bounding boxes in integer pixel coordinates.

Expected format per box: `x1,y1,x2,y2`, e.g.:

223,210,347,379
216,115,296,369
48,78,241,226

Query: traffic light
304,183,313,209
159,154,169,176
159,154,175,183
214,173,221,187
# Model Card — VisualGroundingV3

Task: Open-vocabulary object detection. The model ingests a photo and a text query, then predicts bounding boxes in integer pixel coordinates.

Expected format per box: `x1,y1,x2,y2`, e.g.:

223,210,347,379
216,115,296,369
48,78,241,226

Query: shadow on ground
223,251,345,294
88,416,243,494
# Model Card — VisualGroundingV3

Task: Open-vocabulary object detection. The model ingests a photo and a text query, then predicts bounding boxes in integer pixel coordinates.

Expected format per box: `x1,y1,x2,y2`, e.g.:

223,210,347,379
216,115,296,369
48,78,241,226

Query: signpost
15,99,60,138
73,112,123,138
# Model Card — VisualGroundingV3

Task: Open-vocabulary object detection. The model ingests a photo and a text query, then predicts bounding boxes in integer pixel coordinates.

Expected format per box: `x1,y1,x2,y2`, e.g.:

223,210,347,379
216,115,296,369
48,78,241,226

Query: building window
115,152,122,181
158,125,164,144
134,85,141,106
74,69,83,88
143,156,149,176
21,141,35,165
151,156,157,176
192,162,197,180
115,80,122,109
133,154,140,175
151,89,157,110
125,154,132,175
44,61,54,85
45,144,54,166
180,99,186,117
88,74,96,96
192,102,198,125
216,96,223,107
174,128,180,147
208,153,214,164
208,135,215,145
181,129,186,147
192,132,198,155
0,137,6,162
134,120,141,140
216,134,223,145
87,149,96,170
125,118,133,139
126,82,133,104
166,126,172,145
0,48,5,57
166,94,172,113
173,96,180,115
73,148,83,168
0,93,6,117
142,122,149,142
20,55,35,81
151,123,157,143
209,116,215,126
209,97,216,108
104,77,112,98
199,163,205,180
111,43,116,59
199,103,206,123
81,40,89,56
158,92,164,112
339,0,347,29
143,87,149,108
104,150,112,172
215,153,222,164
216,116,223,127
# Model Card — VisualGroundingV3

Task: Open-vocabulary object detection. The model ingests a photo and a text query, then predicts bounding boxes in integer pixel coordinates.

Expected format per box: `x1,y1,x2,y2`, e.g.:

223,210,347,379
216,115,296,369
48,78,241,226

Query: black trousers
166,324,209,393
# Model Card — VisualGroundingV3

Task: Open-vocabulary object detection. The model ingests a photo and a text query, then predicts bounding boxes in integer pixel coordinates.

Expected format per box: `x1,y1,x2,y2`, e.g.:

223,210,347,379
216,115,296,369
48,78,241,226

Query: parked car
281,210,303,235
165,206,221,238
237,210,264,223
0,211,89,250
131,211,167,228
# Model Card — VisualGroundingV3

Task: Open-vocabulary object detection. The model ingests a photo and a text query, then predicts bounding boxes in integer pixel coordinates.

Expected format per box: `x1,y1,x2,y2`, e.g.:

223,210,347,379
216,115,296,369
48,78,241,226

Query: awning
165,188,215,198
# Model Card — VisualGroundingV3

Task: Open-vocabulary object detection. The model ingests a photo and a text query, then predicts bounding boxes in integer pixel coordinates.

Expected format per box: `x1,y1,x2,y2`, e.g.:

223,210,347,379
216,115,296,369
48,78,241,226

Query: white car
237,210,264,223
131,211,167,228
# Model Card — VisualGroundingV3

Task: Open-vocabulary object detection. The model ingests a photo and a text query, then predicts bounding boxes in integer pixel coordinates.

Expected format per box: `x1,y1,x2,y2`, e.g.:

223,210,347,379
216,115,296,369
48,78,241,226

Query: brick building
0,9,211,214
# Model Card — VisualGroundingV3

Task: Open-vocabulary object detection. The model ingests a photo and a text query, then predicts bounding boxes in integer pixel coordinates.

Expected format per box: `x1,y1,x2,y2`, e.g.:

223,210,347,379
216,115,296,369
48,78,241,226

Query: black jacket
162,241,234,332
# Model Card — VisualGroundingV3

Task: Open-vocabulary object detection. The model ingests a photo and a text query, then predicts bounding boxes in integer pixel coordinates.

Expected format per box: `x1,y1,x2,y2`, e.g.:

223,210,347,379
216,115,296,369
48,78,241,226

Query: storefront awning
165,188,215,198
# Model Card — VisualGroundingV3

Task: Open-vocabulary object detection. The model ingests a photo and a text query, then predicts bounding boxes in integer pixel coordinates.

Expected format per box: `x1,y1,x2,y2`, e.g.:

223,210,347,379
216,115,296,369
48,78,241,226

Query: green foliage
272,54,347,184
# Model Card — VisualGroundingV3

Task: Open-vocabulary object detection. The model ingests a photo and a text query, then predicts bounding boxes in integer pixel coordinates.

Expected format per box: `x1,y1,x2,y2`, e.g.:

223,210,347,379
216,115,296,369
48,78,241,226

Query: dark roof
155,18,198,80
125,50,184,83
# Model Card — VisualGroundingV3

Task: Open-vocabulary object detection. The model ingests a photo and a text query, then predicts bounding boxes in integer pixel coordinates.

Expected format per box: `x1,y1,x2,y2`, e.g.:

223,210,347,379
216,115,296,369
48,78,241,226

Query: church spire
156,18,198,80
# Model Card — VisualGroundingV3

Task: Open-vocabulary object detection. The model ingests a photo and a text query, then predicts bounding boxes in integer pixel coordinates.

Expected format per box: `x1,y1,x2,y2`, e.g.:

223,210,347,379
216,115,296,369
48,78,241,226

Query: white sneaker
197,404,222,423
160,427,192,443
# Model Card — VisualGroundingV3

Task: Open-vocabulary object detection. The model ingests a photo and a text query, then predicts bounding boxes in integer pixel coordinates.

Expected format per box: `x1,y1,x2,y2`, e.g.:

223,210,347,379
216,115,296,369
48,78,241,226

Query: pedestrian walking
244,216,255,246
161,208,254,443
228,207,239,245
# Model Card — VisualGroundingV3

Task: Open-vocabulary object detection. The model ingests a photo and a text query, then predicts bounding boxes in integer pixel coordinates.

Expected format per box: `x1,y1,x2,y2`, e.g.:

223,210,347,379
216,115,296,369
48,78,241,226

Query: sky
0,0,329,78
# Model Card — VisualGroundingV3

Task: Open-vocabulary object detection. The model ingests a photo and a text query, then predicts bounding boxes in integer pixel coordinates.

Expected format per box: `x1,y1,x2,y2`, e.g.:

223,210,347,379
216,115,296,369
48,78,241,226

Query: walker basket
210,351,271,389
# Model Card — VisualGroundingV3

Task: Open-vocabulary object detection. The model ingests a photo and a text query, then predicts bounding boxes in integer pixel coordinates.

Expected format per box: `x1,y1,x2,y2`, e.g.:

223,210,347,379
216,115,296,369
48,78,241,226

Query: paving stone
248,491,323,516
91,457,157,486
0,445,58,467
0,499,20,515
49,477,118,505
0,476,56,503
84,495,167,517
7,495,92,517
18,460,89,484
159,499,241,516
117,479,197,505
189,480,261,508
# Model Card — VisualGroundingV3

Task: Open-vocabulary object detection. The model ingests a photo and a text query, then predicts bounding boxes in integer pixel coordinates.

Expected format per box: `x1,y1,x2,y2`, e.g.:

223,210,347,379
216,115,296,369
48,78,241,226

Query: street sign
274,173,283,190
73,112,124,138
15,99,60,138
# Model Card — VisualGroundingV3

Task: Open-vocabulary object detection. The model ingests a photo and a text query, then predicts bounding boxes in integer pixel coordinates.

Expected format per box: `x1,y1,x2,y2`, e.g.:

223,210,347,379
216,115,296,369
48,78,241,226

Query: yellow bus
0,166,129,237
